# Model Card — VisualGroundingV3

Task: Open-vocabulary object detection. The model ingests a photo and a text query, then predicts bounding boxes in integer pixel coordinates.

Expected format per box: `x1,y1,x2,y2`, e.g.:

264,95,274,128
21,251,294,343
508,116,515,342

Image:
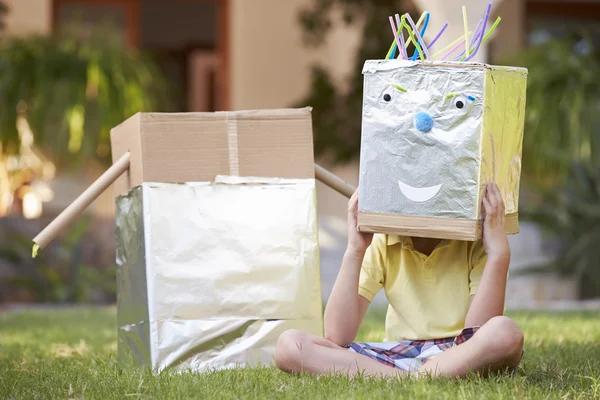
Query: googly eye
383,93,392,102
455,97,465,109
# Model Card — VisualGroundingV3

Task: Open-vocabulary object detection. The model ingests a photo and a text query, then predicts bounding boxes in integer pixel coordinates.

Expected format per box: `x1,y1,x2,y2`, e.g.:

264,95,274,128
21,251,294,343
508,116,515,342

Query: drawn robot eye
446,93,475,110
384,83,407,102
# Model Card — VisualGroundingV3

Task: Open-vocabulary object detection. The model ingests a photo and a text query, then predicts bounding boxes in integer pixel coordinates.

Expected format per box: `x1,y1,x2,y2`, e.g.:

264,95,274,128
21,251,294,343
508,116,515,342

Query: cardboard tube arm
33,152,131,250
314,163,356,199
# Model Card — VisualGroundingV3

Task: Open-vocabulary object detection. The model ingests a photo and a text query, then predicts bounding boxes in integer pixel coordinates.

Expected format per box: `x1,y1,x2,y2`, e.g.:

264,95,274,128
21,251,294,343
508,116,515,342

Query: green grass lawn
1,307,599,399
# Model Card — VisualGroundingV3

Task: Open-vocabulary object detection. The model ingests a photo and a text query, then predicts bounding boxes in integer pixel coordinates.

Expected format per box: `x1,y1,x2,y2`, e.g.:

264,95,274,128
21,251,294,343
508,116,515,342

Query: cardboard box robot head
357,4,528,241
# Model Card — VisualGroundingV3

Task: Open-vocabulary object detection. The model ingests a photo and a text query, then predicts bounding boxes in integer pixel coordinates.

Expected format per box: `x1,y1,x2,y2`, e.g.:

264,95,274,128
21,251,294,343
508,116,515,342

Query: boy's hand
481,183,510,262
347,189,373,255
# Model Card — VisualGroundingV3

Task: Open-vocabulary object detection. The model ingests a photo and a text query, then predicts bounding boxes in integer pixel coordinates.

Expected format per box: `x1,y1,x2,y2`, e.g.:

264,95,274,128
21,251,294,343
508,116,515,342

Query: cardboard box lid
110,108,315,196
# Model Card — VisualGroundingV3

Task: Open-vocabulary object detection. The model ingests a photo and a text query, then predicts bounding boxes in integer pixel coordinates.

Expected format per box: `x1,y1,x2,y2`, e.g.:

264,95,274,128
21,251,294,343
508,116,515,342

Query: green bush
0,217,116,304
516,36,600,184
522,160,600,299
0,23,171,166
513,35,600,298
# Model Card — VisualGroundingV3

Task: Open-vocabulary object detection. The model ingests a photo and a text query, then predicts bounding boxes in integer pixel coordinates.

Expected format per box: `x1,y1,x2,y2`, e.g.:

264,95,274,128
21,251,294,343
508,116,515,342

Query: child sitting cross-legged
274,183,523,378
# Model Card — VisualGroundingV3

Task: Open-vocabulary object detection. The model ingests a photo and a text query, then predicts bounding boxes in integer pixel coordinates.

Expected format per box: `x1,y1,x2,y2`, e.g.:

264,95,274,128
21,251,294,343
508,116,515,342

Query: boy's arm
465,255,510,327
323,190,372,346
324,250,371,345
465,184,511,327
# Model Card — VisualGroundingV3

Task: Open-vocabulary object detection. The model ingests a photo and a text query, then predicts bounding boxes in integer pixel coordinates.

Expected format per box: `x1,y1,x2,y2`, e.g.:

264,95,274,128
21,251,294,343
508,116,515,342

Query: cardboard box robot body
111,109,323,372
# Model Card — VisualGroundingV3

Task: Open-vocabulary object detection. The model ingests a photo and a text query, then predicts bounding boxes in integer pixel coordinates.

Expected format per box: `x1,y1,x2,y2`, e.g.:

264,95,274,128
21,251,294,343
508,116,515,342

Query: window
53,0,139,47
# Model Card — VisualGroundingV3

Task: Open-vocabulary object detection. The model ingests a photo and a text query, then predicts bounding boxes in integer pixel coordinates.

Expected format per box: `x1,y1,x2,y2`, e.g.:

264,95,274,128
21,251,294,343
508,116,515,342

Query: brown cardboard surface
358,212,481,241
110,113,142,197
357,212,519,241
236,117,314,179
141,113,230,184
109,108,315,196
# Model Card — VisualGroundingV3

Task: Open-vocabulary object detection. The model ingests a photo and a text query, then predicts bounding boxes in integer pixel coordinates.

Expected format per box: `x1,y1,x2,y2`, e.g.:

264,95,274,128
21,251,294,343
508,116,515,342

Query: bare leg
418,316,524,378
275,316,523,379
274,330,406,378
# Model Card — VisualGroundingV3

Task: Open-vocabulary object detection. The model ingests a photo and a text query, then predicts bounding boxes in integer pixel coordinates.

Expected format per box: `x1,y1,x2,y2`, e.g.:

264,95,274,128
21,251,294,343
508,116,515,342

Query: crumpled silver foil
359,60,485,219
115,177,323,372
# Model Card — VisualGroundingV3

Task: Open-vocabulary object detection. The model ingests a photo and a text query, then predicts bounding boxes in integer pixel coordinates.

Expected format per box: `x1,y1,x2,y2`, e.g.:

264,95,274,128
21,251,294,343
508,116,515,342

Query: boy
274,183,523,378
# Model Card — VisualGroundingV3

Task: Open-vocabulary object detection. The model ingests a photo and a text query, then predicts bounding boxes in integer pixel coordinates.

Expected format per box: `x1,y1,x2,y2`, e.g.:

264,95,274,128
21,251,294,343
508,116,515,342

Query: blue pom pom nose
414,112,434,133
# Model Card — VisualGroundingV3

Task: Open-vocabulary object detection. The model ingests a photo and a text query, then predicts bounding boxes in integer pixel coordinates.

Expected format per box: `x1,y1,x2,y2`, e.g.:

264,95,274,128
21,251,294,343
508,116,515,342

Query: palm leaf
0,24,172,167
510,37,600,184
521,159,600,297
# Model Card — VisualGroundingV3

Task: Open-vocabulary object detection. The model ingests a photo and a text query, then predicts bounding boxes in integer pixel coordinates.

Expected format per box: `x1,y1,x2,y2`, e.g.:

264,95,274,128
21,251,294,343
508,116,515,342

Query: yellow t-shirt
359,234,487,341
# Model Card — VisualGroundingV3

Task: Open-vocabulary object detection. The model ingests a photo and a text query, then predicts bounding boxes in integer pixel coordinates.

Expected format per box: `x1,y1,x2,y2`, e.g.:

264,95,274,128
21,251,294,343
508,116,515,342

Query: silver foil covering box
115,176,323,372
357,60,528,241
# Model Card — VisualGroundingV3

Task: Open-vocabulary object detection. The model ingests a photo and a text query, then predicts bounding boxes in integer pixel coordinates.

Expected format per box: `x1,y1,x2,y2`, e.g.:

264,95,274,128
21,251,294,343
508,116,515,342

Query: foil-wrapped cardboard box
357,60,528,241
109,108,323,372
115,177,322,372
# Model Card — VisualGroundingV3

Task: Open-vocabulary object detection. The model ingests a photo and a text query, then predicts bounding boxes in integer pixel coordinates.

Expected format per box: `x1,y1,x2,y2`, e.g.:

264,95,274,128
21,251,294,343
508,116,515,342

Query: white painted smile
398,180,442,202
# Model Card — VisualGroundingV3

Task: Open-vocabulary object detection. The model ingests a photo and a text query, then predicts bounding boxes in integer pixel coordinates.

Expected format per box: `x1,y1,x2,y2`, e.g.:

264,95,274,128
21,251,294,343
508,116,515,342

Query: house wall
229,0,362,111
492,0,526,62
3,0,51,37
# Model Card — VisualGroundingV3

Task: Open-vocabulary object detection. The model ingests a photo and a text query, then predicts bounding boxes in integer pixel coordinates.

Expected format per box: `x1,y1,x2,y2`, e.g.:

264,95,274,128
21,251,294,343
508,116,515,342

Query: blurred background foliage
516,35,600,184
522,160,600,298
0,5,172,303
514,34,600,298
0,216,116,303
0,23,172,169
0,1,7,34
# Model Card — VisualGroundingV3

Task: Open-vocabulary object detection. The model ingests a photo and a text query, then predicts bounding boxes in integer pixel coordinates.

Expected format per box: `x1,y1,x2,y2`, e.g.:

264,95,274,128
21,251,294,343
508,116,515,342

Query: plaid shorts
346,327,479,372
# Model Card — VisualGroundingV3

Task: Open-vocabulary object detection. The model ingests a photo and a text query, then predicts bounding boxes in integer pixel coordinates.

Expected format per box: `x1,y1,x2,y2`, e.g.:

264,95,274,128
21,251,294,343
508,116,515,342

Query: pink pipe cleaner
388,16,404,59
441,38,466,61
395,14,407,59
